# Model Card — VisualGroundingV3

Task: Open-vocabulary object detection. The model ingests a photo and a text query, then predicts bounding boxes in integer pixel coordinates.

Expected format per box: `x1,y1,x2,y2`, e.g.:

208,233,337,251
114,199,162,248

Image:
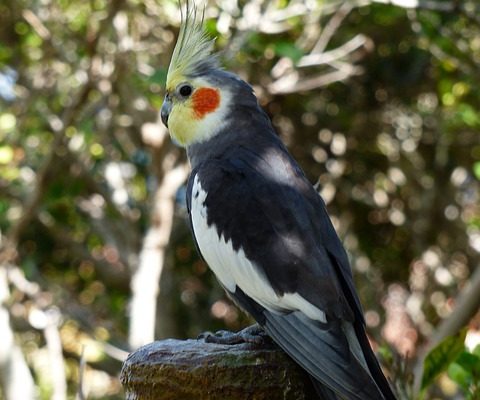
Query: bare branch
43,309,67,400
265,2,372,96
76,346,86,400
372,0,456,11
298,34,371,68
0,267,36,400
268,64,363,95
22,9,51,40
7,265,40,297
312,2,355,55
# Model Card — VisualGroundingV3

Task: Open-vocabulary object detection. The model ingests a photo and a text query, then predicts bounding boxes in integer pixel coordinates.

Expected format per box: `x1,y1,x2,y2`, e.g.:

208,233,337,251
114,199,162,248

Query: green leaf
377,345,394,363
421,328,467,391
474,162,480,180
458,103,480,127
456,352,480,376
473,345,480,357
148,68,168,86
447,351,480,395
274,42,304,63
204,19,218,37
447,362,471,390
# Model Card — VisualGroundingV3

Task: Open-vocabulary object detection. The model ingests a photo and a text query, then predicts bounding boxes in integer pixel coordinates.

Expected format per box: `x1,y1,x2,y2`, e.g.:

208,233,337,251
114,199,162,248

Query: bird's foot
198,323,268,345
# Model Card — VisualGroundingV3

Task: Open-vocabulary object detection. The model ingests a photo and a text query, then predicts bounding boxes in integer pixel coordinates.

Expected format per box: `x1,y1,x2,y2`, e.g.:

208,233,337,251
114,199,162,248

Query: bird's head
161,2,233,147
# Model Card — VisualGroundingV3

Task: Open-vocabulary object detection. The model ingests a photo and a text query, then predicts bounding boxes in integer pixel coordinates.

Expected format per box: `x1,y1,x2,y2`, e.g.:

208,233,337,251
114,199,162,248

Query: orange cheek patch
192,88,220,119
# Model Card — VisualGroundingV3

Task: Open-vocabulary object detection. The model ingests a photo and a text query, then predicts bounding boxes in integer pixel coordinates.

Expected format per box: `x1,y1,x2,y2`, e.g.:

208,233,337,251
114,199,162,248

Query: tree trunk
0,267,35,400
128,161,188,349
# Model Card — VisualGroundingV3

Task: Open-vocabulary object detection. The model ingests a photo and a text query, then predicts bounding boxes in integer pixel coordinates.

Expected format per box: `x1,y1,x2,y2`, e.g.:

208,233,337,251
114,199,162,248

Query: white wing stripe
190,174,326,323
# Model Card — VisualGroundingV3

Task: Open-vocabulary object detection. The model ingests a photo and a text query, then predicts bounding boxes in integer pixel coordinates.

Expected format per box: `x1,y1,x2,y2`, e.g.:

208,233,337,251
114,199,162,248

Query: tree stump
120,338,318,400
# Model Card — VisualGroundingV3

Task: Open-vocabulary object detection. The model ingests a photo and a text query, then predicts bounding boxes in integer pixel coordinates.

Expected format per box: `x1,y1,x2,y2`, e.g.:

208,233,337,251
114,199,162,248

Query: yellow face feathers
167,99,198,146
165,76,231,147
166,1,218,89
162,2,230,147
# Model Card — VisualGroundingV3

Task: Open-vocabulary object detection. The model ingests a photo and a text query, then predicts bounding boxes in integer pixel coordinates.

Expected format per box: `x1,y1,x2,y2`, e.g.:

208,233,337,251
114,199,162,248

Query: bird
160,2,397,399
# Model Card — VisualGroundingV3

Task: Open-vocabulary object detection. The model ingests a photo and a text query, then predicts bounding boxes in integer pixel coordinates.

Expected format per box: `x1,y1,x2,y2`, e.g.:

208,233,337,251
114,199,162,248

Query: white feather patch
190,175,326,323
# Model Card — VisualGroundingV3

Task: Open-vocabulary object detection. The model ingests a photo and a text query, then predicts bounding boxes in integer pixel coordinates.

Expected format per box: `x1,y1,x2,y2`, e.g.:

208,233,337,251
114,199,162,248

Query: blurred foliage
448,346,480,399
420,329,480,400
421,328,467,395
0,0,479,398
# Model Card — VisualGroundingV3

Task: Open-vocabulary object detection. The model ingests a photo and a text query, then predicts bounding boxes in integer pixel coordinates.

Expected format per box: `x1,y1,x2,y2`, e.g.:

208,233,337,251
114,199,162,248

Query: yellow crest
166,1,218,88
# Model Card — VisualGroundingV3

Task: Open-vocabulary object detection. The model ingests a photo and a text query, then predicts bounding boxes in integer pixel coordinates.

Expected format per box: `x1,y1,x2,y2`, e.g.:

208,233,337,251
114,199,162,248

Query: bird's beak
161,96,172,128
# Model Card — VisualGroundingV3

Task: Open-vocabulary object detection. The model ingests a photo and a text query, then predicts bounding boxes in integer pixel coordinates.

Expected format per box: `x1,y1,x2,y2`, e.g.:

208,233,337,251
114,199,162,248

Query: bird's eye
179,84,193,97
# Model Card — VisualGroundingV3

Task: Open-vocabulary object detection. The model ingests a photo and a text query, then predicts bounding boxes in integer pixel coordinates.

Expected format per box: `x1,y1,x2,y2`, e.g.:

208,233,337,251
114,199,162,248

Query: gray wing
187,145,396,399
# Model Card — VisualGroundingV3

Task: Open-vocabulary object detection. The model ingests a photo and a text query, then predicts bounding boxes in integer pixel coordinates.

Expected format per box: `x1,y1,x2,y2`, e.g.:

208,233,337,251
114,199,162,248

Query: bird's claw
198,324,268,345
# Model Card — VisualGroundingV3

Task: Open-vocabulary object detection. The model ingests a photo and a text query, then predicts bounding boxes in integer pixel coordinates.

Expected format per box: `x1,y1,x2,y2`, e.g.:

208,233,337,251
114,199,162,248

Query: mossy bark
120,338,318,400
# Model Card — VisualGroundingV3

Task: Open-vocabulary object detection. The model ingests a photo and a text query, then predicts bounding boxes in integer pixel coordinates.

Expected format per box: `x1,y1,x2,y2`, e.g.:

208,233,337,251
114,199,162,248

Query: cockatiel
160,3,397,399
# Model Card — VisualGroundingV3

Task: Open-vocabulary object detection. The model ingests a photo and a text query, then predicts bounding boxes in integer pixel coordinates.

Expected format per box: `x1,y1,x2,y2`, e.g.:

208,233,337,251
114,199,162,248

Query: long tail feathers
352,319,397,400
310,379,340,400
263,310,390,400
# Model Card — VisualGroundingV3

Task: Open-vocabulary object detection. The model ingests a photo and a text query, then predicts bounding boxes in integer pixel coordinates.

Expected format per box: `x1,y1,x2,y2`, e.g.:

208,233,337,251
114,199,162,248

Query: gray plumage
175,69,397,400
